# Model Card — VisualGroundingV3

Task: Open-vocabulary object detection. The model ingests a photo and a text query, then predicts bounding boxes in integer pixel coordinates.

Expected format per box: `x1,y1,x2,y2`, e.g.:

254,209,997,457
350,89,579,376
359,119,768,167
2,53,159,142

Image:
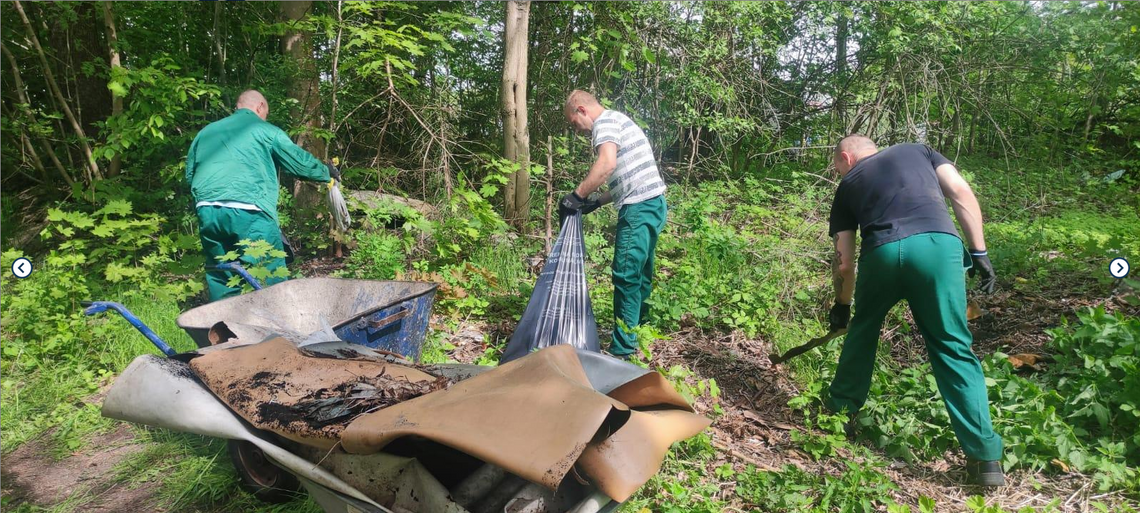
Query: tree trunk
211,1,227,86
834,5,848,131
102,1,123,177
2,42,75,187
279,0,325,157
14,0,102,182
327,0,344,160
501,0,531,229
279,0,326,217
545,135,554,253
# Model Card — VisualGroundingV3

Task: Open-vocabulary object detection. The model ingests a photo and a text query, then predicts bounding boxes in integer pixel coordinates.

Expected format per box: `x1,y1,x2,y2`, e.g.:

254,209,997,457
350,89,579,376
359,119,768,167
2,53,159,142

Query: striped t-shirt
592,110,666,208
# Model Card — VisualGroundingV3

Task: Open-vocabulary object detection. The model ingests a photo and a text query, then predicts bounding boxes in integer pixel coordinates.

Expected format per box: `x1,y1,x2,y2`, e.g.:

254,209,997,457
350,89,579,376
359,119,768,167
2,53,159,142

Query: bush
1,201,202,370
344,231,406,280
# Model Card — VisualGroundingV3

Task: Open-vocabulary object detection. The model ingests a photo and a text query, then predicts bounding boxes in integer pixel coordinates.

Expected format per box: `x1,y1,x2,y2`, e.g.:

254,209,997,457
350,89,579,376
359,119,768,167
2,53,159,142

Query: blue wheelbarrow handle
208,262,264,290
81,301,177,357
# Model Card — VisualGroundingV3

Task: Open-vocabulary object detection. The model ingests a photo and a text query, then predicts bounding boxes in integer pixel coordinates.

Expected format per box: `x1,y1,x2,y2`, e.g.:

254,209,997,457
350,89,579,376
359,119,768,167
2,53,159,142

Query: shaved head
835,134,877,156
833,134,878,176
236,89,269,120
564,89,600,113
564,89,604,133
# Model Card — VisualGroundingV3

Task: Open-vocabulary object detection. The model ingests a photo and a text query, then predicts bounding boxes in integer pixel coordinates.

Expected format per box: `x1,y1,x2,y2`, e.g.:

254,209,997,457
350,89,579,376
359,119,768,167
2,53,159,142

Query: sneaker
965,459,1006,487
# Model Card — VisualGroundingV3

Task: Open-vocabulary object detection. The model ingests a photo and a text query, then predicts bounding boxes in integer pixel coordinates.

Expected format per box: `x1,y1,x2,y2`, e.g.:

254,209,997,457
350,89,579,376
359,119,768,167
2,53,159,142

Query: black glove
969,250,996,294
829,302,851,331
559,192,586,223
580,196,603,216
327,162,342,182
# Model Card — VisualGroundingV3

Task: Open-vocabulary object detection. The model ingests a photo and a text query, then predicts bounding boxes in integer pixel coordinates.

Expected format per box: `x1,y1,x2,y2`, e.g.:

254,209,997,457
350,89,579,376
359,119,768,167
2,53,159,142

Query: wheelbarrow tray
176,278,437,360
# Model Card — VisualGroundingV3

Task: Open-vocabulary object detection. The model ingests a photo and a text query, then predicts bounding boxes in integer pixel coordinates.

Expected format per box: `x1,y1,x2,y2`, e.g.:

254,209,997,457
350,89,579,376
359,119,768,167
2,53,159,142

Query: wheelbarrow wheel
227,440,301,503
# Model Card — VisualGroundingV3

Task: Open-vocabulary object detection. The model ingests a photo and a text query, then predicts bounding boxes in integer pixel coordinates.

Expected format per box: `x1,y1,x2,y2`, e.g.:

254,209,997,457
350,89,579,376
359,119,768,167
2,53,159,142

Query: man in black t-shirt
825,135,1004,486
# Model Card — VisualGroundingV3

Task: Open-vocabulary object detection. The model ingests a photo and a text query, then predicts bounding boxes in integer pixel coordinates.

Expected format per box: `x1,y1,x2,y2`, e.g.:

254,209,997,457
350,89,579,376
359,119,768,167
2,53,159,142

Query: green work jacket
185,108,329,222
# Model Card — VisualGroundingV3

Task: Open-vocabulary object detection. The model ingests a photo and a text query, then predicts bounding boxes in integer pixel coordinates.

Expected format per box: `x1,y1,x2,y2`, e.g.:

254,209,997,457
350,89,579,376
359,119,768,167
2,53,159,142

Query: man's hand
559,192,586,223
327,162,342,182
969,250,996,294
829,302,851,331
580,195,603,215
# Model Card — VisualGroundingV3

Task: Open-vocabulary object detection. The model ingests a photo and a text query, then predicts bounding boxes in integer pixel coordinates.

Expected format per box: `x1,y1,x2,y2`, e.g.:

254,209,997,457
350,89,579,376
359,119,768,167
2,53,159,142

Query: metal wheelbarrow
184,262,437,361
81,267,439,509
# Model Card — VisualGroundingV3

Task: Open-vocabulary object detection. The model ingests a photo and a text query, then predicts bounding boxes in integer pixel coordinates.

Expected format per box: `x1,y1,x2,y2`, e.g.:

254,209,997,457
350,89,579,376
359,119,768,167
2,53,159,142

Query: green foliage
622,434,728,513
794,307,1140,491
647,179,825,339
219,239,290,291
1,202,201,370
345,231,406,280
662,364,722,415
788,412,853,461
98,55,223,171
112,429,322,512
735,462,900,513
986,208,1140,294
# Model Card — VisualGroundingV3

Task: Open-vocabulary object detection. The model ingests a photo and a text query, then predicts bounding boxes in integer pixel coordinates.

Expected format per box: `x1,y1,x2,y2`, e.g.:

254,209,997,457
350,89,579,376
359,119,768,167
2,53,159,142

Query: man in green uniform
560,90,668,360
826,134,1003,486
186,90,338,301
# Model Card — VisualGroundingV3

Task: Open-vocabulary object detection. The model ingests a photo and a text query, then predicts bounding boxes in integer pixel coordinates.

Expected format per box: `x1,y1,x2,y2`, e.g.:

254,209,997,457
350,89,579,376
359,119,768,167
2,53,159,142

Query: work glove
580,195,603,216
327,161,342,182
559,192,586,224
969,250,996,294
829,302,851,332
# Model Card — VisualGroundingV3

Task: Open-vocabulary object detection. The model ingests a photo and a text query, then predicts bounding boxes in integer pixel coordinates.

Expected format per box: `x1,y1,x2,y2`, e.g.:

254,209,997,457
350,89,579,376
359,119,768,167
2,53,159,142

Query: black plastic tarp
501,213,599,364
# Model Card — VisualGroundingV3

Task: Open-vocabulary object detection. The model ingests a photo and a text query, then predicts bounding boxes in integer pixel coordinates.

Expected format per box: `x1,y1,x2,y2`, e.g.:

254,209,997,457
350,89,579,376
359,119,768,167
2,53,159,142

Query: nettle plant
218,239,290,292
1,200,202,368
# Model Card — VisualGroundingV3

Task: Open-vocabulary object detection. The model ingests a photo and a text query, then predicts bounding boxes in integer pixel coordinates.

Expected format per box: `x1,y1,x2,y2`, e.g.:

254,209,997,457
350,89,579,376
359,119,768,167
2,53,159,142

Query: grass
111,428,322,512
1,293,194,454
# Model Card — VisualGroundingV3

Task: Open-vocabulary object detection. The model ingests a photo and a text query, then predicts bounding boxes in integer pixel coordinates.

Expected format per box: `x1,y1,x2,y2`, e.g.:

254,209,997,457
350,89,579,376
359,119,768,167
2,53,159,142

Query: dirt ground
1,424,159,512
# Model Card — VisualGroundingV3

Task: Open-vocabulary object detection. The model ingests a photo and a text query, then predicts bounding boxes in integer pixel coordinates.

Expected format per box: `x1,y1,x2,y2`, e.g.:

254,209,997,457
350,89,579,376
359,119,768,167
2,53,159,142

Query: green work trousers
611,195,667,356
197,206,288,302
827,232,1003,461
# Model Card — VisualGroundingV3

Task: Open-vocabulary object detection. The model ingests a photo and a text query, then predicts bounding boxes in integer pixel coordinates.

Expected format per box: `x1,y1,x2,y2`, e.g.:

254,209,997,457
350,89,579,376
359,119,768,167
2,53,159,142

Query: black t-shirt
829,143,959,252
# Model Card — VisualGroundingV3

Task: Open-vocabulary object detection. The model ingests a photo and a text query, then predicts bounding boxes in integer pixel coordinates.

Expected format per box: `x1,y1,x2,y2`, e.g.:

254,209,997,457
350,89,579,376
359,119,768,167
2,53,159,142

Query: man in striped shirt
560,90,668,360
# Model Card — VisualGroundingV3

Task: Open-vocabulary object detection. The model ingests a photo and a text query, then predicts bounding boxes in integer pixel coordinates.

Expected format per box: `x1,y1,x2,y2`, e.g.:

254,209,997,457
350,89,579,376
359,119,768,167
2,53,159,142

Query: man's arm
832,230,856,304
936,162,996,293
271,129,331,183
185,138,198,186
574,142,617,198
935,163,985,251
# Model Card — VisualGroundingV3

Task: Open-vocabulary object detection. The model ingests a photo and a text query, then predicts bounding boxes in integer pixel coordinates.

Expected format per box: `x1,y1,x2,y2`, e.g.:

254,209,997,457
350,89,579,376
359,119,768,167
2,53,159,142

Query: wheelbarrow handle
81,300,177,357
209,261,264,290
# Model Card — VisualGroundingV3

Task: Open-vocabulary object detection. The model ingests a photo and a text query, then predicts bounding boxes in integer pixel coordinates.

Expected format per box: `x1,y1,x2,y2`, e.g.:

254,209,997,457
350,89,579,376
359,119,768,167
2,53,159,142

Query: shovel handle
769,329,848,365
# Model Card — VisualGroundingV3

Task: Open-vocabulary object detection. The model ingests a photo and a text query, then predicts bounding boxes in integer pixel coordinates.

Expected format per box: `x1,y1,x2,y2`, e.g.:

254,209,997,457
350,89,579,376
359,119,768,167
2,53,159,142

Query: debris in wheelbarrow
186,335,710,505
190,337,451,444
92,295,709,512
104,341,698,512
